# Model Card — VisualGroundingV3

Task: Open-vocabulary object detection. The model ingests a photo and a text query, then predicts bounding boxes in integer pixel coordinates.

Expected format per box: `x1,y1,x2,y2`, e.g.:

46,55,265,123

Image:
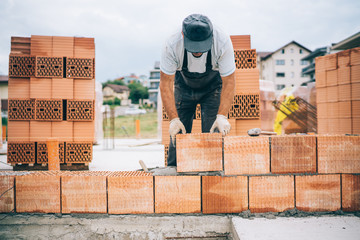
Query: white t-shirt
160,25,236,77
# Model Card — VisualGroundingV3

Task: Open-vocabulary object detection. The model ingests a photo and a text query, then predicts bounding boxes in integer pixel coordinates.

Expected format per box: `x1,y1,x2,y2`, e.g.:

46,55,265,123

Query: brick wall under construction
316,47,360,134
162,35,261,165
1,134,359,214
7,35,95,167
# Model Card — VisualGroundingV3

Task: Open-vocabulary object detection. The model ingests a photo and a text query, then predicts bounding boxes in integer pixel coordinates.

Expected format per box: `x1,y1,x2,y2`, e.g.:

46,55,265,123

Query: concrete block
342,174,360,212
16,174,61,213
224,136,269,175
176,133,222,172
0,176,14,213
155,176,201,214
249,175,294,213
61,175,107,213
318,135,360,173
202,176,248,214
296,174,341,212
108,172,154,214
271,135,316,174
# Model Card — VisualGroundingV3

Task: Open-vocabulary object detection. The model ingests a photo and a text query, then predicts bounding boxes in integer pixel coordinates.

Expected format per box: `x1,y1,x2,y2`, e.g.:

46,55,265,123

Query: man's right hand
169,118,186,145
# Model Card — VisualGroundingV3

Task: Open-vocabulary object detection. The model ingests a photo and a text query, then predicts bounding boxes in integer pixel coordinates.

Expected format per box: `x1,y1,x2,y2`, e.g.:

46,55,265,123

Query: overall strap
182,49,212,73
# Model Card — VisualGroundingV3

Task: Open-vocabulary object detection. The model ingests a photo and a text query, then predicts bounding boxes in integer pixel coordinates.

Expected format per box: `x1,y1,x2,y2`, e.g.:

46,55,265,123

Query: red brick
74,37,95,58
342,174,360,211
8,78,30,98
338,118,352,134
30,77,52,99
234,69,260,94
316,87,327,103
317,118,328,134
30,121,51,142
338,84,351,101
318,135,360,173
337,67,350,85
224,136,269,175
325,54,337,70
31,35,52,56
52,121,73,142
352,82,360,100
338,101,352,119
155,176,201,214
351,47,360,66
315,71,326,88
108,172,154,214
16,174,61,213
249,175,294,213
296,174,341,212
353,118,360,134
315,56,326,72
161,120,170,145
176,133,222,172
0,176,14,213
8,121,30,142
61,175,107,213
230,35,251,49
202,176,248,214
235,119,261,135
337,49,350,67
73,121,95,142
326,86,338,102
352,100,360,118
351,65,360,83
271,136,316,174
52,78,73,99
326,69,337,87
52,36,74,57
74,79,95,100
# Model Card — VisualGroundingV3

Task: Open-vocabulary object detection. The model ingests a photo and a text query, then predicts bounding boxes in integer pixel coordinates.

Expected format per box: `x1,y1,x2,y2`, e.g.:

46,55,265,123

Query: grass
104,112,158,138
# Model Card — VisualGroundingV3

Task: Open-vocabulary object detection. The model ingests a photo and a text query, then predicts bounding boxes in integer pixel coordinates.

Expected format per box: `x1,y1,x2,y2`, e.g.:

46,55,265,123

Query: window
276,72,285,77
300,60,308,65
291,72,294,78
291,59,294,65
276,59,285,65
281,49,285,54
299,49,303,54
301,73,307,77
290,48,294,53
276,84,285,90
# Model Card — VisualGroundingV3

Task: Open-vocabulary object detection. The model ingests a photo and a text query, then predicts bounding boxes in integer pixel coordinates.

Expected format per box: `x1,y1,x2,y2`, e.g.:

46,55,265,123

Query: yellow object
273,95,299,135
136,119,140,139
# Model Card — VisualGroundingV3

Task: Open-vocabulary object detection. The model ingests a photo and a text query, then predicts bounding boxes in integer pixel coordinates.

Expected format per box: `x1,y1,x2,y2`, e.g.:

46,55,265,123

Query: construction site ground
1,139,360,239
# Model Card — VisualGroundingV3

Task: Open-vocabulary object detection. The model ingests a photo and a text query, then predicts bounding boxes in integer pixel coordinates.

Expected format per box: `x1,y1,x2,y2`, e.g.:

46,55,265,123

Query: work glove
169,117,186,145
210,114,231,136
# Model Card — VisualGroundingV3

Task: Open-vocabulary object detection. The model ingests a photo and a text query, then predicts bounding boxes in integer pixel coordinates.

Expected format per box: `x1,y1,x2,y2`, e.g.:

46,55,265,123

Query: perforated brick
7,142,35,164
164,144,169,166
202,176,248,214
66,57,94,79
66,142,92,163
351,47,360,66
162,107,169,120
8,55,35,78
155,176,201,214
195,104,201,119
234,49,257,69
176,133,222,172
228,94,260,119
35,57,63,78
8,99,35,120
296,174,341,212
271,135,317,174
0,176,14,213
318,135,360,173
342,174,360,212
37,142,65,164
16,175,61,213
224,136,270,175
108,173,154,214
67,100,94,121
230,35,251,49
35,99,63,121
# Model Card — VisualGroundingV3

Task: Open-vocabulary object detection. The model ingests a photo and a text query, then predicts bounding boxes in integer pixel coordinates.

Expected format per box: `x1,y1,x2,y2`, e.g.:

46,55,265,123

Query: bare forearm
218,72,235,116
160,71,178,120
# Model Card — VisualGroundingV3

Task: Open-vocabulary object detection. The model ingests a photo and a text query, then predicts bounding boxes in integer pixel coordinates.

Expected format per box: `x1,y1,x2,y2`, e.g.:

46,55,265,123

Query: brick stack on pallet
7,35,95,168
316,47,360,134
1,134,359,214
162,35,260,164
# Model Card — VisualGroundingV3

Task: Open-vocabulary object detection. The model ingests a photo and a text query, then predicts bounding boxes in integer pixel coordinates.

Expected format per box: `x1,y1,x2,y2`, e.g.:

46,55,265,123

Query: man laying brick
156,13,236,174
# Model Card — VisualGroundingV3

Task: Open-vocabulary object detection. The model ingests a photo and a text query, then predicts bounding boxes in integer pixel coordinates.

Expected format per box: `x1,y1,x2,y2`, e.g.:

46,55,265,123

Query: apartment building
258,41,311,94
148,61,160,108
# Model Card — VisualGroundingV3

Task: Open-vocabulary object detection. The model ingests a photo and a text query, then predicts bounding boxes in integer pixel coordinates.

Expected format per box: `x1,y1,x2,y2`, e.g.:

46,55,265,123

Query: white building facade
258,41,311,94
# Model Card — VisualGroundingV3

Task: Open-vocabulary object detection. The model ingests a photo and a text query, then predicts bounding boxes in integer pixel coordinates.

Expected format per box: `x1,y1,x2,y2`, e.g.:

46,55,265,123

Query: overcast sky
0,0,358,82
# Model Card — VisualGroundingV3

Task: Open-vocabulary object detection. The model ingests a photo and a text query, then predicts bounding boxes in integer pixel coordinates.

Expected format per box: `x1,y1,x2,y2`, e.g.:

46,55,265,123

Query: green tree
128,82,149,104
114,97,121,105
102,78,126,88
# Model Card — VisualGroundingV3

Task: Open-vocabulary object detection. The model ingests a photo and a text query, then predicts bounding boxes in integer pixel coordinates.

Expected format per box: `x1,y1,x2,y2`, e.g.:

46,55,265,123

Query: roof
257,52,272,58
261,41,312,60
331,31,360,50
301,47,327,61
105,84,129,93
0,75,8,83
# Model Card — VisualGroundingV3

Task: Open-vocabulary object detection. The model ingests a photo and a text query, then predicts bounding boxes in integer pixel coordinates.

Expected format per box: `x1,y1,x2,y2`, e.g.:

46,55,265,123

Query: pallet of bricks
162,35,260,165
7,35,95,169
316,47,360,134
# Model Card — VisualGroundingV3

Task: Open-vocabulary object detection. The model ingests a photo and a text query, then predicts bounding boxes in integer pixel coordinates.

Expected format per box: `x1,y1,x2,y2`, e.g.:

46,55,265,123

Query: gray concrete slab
232,215,360,240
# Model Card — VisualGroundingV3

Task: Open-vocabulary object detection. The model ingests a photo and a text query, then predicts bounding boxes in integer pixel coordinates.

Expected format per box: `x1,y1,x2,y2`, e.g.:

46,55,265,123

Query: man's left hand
210,114,231,136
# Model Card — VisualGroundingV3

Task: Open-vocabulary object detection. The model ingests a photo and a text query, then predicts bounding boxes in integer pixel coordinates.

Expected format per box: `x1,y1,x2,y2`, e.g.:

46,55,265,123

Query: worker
157,13,236,173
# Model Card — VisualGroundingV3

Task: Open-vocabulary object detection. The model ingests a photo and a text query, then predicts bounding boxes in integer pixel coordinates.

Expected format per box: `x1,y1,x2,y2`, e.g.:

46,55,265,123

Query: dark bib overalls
167,49,222,166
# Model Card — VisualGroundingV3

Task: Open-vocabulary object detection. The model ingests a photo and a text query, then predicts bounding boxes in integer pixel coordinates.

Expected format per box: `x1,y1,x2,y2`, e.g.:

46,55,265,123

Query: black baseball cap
182,14,213,53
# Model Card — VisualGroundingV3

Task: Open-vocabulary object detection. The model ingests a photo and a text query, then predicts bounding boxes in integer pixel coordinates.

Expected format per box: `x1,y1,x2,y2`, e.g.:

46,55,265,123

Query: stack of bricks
162,35,260,164
1,134,359,214
316,47,360,134
7,35,95,167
